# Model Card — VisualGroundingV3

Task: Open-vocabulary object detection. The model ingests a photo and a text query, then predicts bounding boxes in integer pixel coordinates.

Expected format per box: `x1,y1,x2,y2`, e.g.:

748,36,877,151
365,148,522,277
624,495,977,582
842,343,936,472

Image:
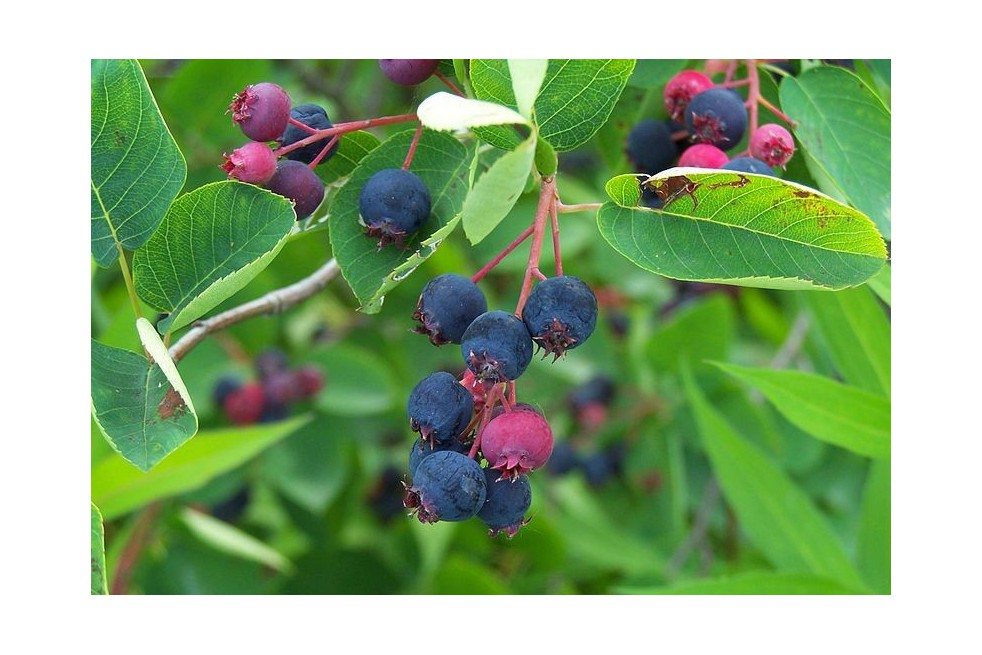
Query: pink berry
678,143,729,169
664,70,715,123
228,82,292,142
223,383,266,425
750,123,795,168
221,142,277,185
481,408,554,480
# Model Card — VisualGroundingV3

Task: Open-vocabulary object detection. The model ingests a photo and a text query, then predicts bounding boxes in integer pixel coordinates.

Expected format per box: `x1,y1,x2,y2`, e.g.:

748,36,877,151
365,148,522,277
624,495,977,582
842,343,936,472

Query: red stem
549,198,562,277
307,135,339,169
718,78,750,89
471,224,535,283
273,113,418,158
757,95,794,125
514,177,556,318
434,71,465,97
745,60,760,137
110,503,162,595
288,117,318,133
468,384,505,459
402,123,424,170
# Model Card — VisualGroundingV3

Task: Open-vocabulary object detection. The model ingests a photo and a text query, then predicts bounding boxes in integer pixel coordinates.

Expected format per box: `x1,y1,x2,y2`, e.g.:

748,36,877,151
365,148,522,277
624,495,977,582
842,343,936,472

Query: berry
408,435,468,478
367,466,409,523
295,365,325,398
404,450,487,523
279,104,339,166
412,273,488,346
358,168,432,249
723,157,775,176
568,375,616,410
581,444,627,487
750,123,795,168
478,468,532,538
254,347,289,380
263,370,303,407
678,143,729,169
625,119,677,175
213,376,243,408
407,371,475,445
228,82,292,142
379,59,440,86
521,276,598,360
460,311,534,384
221,142,278,185
546,440,580,476
266,160,326,220
664,70,715,123
481,407,554,480
223,383,265,425
685,88,748,151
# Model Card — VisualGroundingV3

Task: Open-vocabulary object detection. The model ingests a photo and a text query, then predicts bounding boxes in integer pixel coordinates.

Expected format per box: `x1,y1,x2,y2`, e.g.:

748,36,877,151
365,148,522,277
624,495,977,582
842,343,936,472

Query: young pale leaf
615,571,867,595
471,59,635,152
508,59,548,118
462,135,536,244
682,365,866,589
780,67,891,239
804,285,890,396
599,169,887,290
91,59,187,267
92,416,310,521
180,507,294,574
133,181,295,334
857,458,891,594
713,363,890,459
91,339,199,472
91,503,108,595
417,92,528,131
135,317,196,416
329,129,474,312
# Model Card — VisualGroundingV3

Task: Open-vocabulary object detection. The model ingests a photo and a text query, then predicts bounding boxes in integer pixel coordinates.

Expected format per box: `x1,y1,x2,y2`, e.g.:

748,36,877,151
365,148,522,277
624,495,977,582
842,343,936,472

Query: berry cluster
402,271,599,537
547,376,626,487
214,348,324,425
626,63,797,203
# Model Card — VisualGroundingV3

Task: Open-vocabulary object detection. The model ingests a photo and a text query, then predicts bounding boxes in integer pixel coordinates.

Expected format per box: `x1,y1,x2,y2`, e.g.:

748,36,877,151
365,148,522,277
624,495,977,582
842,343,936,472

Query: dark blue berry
407,371,474,444
413,273,488,346
626,119,678,175
568,375,616,411
266,160,326,220
367,466,408,523
685,88,748,151
460,311,534,383
478,468,532,538
408,435,468,478
582,444,627,487
213,376,243,407
521,276,598,360
405,450,487,523
546,440,580,476
722,157,775,176
358,168,432,249
279,103,339,166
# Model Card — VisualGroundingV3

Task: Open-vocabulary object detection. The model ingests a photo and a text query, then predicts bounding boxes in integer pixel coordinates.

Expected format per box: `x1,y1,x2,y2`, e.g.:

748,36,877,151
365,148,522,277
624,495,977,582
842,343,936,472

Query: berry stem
723,60,738,84
514,176,556,318
745,60,761,137
531,267,547,281
273,112,418,158
307,135,340,169
549,197,563,277
288,117,318,134
756,95,794,126
471,224,535,283
402,122,424,170
434,71,465,97
718,78,750,89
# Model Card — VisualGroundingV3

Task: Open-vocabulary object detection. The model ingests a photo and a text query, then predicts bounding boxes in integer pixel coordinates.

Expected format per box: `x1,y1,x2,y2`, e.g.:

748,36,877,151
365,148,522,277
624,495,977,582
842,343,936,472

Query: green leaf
312,344,398,415
598,169,887,290
316,130,381,187
628,59,689,89
328,128,474,312
462,135,536,244
682,365,865,589
804,285,890,395
133,181,296,334
91,503,108,595
866,263,891,306
615,571,867,594
780,67,891,239
472,59,635,152
417,92,529,131
91,338,198,472
91,59,187,267
508,59,548,118
857,458,891,594
649,293,735,373
179,507,294,574
713,363,890,459
430,556,510,594
92,416,310,521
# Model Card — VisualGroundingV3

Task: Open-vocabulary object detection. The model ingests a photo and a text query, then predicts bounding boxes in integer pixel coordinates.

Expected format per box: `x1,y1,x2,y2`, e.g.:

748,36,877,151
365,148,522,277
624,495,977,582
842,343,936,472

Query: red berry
295,365,325,398
228,82,292,142
221,142,277,185
750,123,795,168
481,408,554,480
664,70,714,123
678,143,729,169
223,383,265,425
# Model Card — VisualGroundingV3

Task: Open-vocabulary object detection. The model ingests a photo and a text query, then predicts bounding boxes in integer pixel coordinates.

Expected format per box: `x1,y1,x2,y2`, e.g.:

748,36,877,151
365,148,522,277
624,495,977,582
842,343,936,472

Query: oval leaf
133,181,296,334
599,168,887,290
462,135,536,244
780,67,891,239
180,507,294,574
508,59,548,118
91,59,187,267
91,339,199,472
713,362,890,459
91,503,108,595
328,128,474,312
417,92,529,131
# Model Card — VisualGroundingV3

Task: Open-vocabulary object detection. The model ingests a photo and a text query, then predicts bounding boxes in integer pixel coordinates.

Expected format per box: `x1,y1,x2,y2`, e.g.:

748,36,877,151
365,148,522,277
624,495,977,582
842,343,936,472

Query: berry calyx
677,143,729,169
358,168,432,249
521,275,598,361
379,59,440,86
664,70,715,123
480,407,554,480
228,83,292,143
221,142,277,185
412,273,488,346
404,450,487,523
279,104,339,166
685,88,748,151
750,123,795,168
460,311,534,384
265,160,326,220
407,371,475,445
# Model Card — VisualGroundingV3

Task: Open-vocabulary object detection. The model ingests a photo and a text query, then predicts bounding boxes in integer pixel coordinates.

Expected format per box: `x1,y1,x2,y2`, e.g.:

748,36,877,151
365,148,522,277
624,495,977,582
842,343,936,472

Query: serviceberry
379,59,440,86
408,435,468,478
545,440,580,476
723,157,775,176
413,273,488,346
407,371,475,445
522,276,598,360
221,142,278,185
294,365,325,398
213,376,243,408
279,103,339,166
481,407,554,480
404,450,487,523
223,382,266,425
685,88,748,151
460,311,534,384
625,119,677,175
358,168,431,249
678,143,729,169
664,70,715,123
228,82,292,143
254,347,289,380
266,160,326,220
478,468,532,538
750,123,795,168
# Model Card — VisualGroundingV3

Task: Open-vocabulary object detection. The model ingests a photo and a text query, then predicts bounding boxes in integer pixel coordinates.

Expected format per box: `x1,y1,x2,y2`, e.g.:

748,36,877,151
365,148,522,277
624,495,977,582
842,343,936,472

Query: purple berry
221,142,278,185
404,450,487,523
223,383,265,425
266,160,326,220
750,123,795,168
228,82,292,142
358,168,432,249
685,88,748,151
481,408,554,480
279,103,339,166
379,59,440,86
664,70,715,123
413,274,488,346
295,365,325,398
478,468,532,538
460,311,534,384
625,119,678,175
521,276,598,360
254,347,289,380
407,371,475,445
